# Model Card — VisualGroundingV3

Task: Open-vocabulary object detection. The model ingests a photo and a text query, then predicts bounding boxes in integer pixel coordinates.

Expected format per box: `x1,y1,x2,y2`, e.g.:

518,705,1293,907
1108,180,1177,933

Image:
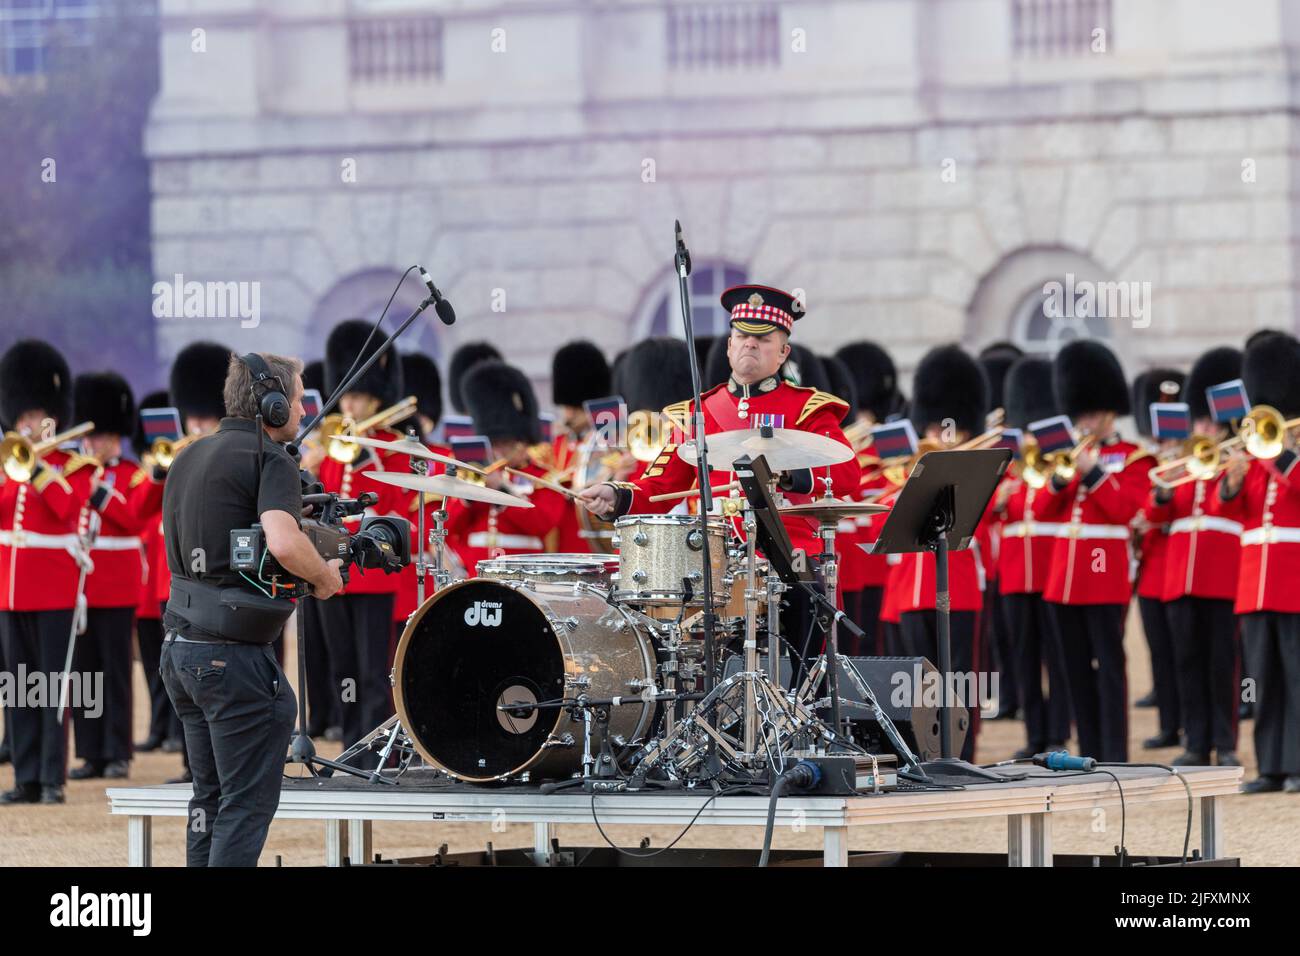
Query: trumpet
0,422,96,483
1019,433,1095,488
1238,404,1300,460
1047,434,1095,483
319,396,417,464
142,433,200,472
1148,434,1222,489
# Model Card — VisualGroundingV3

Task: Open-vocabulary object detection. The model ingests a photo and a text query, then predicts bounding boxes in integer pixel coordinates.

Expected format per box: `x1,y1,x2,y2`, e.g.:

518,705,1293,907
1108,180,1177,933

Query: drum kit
322,426,912,791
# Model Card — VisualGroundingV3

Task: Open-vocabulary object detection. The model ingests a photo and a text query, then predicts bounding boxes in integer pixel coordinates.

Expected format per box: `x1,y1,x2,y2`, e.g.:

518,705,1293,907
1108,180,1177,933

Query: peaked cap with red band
720,284,804,336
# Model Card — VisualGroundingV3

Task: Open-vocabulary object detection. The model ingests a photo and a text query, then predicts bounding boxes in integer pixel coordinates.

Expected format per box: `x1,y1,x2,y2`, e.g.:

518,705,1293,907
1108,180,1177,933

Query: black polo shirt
162,417,302,599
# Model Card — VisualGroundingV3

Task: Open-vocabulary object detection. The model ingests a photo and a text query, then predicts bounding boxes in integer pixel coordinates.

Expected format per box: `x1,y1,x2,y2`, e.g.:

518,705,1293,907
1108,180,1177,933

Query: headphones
239,353,291,428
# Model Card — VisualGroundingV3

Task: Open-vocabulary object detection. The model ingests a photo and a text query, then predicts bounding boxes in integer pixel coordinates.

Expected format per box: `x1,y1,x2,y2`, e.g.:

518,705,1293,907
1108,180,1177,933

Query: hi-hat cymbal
335,434,487,475
777,499,891,521
675,427,854,472
364,471,533,508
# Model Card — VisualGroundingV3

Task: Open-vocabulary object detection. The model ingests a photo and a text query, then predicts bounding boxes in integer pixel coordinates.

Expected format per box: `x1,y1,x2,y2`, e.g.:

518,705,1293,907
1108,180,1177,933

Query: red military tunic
0,449,96,611
317,426,413,596
1209,453,1300,613
443,458,567,573
549,432,590,554
1146,476,1241,603
997,477,1057,595
1134,519,1170,601
609,380,861,560
839,444,890,592
81,459,161,608
893,497,991,614
1032,437,1152,606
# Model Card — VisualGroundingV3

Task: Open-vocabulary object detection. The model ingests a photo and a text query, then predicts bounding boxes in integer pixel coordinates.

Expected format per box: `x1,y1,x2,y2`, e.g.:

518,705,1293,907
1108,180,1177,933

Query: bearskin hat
170,341,232,421
704,336,731,392
1244,332,1300,419
910,345,989,437
980,350,1021,415
618,337,696,414
400,353,443,430
551,340,610,408
133,389,170,456
74,372,135,437
462,361,541,444
821,354,859,425
325,319,403,407
448,341,502,415
0,339,71,429
1130,368,1185,438
835,341,898,423
1053,339,1129,417
301,359,325,397
1003,357,1058,429
782,344,829,393
1185,347,1243,422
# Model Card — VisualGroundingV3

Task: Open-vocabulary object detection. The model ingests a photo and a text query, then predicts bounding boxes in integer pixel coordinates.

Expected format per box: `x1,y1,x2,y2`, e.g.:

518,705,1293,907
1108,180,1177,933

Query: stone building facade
145,0,1300,400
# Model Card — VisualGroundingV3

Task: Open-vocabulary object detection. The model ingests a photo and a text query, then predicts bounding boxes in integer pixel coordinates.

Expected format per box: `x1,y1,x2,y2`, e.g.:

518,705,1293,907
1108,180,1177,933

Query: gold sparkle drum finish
392,579,657,783
610,514,728,607
476,553,619,589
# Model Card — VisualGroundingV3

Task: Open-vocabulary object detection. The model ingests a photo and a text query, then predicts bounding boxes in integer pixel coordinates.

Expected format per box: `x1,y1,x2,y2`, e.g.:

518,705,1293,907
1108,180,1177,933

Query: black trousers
1002,591,1072,749
899,609,979,763
71,606,135,764
0,626,9,757
1047,601,1128,763
842,587,882,657
985,588,1019,713
161,636,296,866
137,615,183,743
300,596,338,733
881,620,905,657
0,609,74,787
1138,596,1181,737
1166,597,1238,756
1240,612,1300,778
317,593,395,757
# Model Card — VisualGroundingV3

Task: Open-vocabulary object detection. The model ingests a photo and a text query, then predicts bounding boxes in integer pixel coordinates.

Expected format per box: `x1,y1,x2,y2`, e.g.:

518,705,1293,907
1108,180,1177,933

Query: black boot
0,784,40,804
40,786,65,805
1142,731,1180,749
1242,775,1285,794
68,761,106,780
135,735,164,753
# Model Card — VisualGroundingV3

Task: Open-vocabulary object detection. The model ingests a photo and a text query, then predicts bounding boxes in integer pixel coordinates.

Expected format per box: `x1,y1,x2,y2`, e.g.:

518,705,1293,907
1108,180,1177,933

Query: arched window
309,268,445,363
636,261,748,339
1010,278,1111,355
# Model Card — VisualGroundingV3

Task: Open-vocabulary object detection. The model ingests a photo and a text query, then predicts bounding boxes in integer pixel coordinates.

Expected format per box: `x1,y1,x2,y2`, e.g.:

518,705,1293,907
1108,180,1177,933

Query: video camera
230,491,411,597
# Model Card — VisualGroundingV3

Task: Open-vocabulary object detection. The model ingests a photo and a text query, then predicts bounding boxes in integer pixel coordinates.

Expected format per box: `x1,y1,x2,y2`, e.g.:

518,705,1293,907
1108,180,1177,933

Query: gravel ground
2,606,1296,867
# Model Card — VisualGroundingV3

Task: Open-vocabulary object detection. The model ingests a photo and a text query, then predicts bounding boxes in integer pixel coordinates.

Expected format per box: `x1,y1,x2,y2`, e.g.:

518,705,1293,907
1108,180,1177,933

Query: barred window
667,3,780,71
348,16,442,83
640,262,749,339
1012,0,1112,58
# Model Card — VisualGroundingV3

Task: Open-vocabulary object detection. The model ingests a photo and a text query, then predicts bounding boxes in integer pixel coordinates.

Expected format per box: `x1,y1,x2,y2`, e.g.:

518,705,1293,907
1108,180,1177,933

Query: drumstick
648,481,740,503
506,467,580,499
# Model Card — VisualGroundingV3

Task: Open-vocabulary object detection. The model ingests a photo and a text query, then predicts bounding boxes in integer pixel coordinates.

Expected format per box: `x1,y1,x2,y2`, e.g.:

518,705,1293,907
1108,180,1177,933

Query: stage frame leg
1008,813,1052,867
533,822,555,864
349,819,373,865
325,819,347,867
128,816,152,867
1200,795,1223,860
823,826,848,867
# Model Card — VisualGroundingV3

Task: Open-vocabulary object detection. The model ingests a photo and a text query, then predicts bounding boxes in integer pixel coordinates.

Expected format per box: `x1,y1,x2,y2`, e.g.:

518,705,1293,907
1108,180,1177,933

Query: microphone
674,219,692,276
1033,751,1097,772
418,266,456,326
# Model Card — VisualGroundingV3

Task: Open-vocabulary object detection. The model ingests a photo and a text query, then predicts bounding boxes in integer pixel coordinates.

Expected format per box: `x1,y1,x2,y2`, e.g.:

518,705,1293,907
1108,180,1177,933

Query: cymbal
676,427,855,472
364,471,533,508
334,435,487,475
777,499,891,521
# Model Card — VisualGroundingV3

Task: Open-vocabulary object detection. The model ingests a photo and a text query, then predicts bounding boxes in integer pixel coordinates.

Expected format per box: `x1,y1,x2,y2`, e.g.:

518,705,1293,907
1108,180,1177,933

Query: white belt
0,530,79,550
1056,523,1130,541
467,532,544,550
837,519,856,533
1169,516,1242,538
1002,521,1063,539
1242,526,1300,546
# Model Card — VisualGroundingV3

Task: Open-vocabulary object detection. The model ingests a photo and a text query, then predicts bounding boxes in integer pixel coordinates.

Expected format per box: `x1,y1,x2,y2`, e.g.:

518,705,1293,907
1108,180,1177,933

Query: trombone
1020,433,1095,489
0,422,96,483
861,425,1005,486
142,433,200,473
1149,405,1300,489
319,396,417,464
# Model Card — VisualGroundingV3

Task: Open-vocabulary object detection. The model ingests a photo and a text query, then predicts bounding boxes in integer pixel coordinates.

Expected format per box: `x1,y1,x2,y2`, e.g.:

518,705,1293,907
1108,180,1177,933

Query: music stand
869,448,1016,785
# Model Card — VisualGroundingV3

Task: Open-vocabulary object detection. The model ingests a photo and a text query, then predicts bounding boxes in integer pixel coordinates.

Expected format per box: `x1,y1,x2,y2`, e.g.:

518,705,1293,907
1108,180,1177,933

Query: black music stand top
868,449,1012,556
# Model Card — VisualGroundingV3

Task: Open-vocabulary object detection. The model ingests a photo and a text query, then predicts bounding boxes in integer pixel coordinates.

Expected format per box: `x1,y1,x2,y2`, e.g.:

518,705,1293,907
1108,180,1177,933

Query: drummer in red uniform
0,341,96,805
444,362,568,570
549,340,611,554
896,345,991,763
578,285,861,674
1033,340,1153,764
315,319,413,763
1212,333,1300,793
66,372,161,781
1148,347,1243,768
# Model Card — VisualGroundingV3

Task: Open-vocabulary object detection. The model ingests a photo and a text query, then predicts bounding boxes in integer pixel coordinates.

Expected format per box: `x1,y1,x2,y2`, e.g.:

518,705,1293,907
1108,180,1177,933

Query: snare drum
611,514,728,607
477,553,618,589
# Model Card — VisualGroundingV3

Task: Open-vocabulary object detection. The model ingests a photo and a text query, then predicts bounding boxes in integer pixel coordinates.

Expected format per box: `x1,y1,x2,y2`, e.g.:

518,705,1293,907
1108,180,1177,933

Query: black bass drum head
393,580,564,781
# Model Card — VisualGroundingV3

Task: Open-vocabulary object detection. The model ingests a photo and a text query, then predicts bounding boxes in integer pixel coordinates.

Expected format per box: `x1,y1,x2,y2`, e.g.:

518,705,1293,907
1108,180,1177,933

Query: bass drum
393,579,658,783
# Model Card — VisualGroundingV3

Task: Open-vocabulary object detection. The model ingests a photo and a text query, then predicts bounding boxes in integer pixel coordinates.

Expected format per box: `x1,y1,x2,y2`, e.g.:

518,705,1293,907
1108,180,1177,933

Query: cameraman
161,352,344,867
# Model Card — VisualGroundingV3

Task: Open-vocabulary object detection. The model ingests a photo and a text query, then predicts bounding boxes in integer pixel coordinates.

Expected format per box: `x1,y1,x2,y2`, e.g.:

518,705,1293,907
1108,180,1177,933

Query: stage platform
107,763,1242,867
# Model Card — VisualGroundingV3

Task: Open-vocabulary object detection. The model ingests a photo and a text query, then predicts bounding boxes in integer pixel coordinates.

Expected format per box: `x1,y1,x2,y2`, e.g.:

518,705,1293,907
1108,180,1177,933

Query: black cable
1104,762,1193,866
588,786,729,858
758,775,792,867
